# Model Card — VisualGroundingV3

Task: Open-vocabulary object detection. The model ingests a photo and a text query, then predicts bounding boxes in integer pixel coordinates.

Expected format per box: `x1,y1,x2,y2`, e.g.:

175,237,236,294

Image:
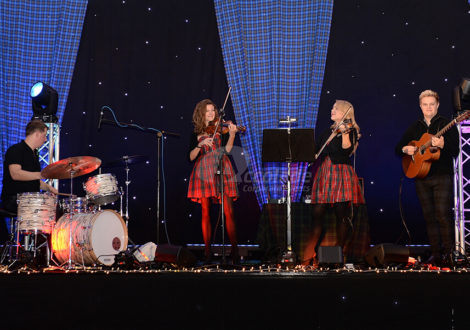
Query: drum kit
9,154,148,269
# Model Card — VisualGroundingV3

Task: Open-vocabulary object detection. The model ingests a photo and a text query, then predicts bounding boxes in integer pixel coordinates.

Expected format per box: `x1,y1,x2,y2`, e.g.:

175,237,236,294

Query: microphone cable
396,176,412,245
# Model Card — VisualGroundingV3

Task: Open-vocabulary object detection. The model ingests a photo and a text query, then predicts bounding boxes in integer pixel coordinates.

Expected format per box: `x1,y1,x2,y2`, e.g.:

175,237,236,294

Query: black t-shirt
1,140,41,200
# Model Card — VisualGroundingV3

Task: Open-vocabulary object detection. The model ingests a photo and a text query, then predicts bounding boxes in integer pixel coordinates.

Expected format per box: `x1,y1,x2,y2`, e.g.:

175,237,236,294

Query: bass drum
52,210,128,266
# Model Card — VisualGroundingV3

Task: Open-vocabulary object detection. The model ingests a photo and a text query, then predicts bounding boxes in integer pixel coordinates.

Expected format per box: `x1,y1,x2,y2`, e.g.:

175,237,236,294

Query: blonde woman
303,100,365,265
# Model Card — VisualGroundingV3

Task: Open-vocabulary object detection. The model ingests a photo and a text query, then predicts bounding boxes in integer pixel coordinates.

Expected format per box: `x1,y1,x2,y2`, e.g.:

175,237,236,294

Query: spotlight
30,82,58,123
453,78,470,113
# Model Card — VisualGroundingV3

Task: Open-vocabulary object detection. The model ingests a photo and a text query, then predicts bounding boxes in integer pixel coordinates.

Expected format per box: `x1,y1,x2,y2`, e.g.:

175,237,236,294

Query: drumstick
56,192,74,197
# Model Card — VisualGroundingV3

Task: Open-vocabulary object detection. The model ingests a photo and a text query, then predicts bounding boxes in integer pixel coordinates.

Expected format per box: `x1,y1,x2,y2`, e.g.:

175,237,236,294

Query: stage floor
1,264,470,330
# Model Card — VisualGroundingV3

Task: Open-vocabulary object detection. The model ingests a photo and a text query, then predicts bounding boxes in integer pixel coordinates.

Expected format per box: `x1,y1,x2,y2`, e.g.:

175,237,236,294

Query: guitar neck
420,118,458,150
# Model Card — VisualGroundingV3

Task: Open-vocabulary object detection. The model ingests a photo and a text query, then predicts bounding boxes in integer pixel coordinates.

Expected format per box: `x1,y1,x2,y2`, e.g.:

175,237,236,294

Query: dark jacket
316,127,358,165
395,114,459,177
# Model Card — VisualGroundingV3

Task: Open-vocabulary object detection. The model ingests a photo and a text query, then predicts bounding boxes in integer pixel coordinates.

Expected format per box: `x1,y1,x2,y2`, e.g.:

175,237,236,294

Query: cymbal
41,156,101,179
103,155,149,168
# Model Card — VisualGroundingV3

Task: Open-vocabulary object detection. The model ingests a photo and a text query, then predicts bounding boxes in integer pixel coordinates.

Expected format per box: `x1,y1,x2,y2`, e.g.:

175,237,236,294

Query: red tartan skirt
311,156,365,204
187,137,238,204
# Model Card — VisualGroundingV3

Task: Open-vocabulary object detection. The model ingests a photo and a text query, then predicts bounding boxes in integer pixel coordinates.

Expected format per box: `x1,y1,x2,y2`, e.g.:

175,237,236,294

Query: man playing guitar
396,90,459,267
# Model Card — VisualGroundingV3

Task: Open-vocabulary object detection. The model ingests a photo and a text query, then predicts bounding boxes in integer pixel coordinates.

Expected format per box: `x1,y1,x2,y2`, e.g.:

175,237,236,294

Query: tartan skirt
188,147,238,204
311,156,365,204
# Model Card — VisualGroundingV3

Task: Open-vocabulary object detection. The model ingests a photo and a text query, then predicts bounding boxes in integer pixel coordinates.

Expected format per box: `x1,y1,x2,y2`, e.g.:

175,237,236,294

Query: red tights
200,197,238,258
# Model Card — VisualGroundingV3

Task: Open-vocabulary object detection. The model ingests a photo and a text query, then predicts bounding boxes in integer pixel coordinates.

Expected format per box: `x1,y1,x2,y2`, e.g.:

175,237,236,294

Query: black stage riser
1,272,470,329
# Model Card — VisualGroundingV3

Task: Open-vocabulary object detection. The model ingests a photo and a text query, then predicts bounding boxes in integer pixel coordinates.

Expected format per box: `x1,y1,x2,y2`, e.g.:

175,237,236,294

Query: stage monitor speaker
318,246,343,265
155,244,197,268
365,243,409,267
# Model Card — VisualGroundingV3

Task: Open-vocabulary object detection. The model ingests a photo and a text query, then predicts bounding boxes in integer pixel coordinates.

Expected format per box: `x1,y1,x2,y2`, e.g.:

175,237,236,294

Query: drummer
0,120,58,242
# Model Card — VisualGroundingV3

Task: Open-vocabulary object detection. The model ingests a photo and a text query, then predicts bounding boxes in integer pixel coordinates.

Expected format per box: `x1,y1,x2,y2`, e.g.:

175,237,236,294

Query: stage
1,264,470,330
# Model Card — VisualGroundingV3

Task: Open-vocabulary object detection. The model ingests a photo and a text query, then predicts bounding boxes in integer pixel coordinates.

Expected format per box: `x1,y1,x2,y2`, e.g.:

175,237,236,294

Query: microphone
279,117,297,124
98,111,104,130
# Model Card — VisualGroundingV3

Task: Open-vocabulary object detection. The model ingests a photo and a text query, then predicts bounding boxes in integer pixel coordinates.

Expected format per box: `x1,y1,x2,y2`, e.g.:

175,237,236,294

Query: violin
333,119,354,134
205,120,246,135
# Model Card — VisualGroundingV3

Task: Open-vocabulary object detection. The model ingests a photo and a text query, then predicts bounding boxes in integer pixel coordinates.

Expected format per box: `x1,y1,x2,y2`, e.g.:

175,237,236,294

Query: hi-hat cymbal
41,156,101,179
103,155,149,168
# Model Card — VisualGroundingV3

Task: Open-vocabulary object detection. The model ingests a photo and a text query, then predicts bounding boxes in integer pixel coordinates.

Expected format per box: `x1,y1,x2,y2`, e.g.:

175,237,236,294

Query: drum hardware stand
0,211,17,264
62,166,79,269
63,172,90,269
12,227,51,268
111,157,135,228
119,186,124,220
261,123,315,265
98,109,180,244
124,158,131,227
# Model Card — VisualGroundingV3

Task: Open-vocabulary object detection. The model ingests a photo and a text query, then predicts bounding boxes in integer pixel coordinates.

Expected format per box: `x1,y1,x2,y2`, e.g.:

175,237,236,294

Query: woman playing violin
303,100,365,265
187,99,239,264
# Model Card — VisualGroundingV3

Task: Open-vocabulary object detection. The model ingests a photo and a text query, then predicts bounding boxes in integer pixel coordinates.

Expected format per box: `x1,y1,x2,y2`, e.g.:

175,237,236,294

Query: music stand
262,127,315,263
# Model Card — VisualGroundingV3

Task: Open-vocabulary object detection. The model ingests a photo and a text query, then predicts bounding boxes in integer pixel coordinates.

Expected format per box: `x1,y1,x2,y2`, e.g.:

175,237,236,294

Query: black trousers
415,174,454,257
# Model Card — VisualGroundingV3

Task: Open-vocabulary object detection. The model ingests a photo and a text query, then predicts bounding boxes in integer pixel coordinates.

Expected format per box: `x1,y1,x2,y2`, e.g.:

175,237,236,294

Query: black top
395,114,459,177
316,127,357,165
1,140,41,201
188,132,230,161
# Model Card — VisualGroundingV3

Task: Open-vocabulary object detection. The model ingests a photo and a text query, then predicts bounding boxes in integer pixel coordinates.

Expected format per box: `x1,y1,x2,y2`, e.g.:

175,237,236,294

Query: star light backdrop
2,0,470,247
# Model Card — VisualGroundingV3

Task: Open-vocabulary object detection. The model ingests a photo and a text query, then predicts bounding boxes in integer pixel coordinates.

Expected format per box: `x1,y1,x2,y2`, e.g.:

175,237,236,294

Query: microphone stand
213,88,231,265
216,111,227,264
282,116,295,264
99,116,179,245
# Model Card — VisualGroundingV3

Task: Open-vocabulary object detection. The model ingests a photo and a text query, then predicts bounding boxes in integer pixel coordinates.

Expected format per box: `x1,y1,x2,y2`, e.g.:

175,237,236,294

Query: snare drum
17,192,57,234
59,196,93,214
83,173,119,206
52,210,128,266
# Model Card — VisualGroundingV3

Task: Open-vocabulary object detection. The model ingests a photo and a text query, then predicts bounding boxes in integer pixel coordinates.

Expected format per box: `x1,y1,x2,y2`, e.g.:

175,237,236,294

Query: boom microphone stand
98,108,180,244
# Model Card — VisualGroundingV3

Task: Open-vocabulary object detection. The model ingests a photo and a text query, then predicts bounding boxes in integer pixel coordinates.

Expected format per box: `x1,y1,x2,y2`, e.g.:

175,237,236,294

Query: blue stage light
30,82,44,98
30,81,58,122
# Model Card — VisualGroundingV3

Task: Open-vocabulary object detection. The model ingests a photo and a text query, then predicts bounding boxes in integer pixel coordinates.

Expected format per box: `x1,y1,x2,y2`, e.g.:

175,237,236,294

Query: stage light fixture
30,81,58,123
453,78,470,113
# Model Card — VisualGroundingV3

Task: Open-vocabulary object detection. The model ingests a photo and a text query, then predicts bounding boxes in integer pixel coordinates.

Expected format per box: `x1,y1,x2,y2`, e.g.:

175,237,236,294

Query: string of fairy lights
0,264,468,275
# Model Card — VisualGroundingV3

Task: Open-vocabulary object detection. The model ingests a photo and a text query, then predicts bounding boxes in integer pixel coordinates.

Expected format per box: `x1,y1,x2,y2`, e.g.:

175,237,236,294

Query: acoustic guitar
402,111,470,179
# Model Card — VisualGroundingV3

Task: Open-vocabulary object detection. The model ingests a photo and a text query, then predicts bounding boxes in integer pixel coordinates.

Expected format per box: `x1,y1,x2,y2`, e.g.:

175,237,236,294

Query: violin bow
210,86,232,140
220,86,232,115
314,105,352,160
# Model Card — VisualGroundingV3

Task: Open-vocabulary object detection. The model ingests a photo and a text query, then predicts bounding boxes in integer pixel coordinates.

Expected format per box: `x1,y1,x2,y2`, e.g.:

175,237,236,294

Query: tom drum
83,173,119,206
17,192,57,234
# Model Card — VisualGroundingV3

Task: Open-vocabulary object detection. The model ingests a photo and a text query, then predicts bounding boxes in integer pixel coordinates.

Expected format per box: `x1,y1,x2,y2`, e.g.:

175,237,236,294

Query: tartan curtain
214,0,333,206
0,0,87,192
